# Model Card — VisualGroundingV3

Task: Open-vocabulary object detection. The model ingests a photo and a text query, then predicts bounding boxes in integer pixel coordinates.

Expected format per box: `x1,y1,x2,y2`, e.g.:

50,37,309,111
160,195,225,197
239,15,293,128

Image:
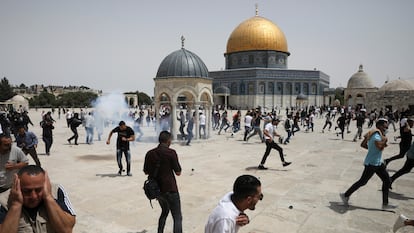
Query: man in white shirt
199,112,206,139
243,111,253,141
205,175,262,233
258,118,291,169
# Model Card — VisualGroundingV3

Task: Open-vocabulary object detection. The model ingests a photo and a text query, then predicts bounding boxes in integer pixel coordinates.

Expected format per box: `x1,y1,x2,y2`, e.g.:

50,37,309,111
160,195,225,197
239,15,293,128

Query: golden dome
226,16,289,54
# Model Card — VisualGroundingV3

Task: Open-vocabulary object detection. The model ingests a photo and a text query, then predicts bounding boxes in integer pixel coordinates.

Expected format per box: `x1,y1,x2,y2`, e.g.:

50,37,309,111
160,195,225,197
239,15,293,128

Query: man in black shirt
385,118,413,166
106,121,135,176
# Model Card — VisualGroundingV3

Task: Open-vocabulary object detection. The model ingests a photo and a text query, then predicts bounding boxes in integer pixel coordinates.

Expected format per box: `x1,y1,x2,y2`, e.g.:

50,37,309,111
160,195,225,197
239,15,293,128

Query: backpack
143,178,161,208
143,153,161,208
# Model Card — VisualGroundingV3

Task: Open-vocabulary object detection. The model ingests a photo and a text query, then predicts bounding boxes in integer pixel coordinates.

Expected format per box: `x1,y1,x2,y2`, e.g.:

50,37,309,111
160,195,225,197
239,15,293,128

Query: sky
1,0,413,96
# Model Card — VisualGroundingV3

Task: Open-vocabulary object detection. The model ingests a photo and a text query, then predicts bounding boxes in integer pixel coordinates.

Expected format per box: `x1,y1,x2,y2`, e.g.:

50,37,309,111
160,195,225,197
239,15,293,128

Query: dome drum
225,50,288,69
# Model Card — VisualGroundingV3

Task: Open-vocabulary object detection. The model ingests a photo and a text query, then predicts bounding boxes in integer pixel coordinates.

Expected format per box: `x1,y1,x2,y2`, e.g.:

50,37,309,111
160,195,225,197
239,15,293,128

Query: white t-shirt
205,192,241,233
200,114,206,125
84,114,94,128
244,115,253,128
400,117,407,127
263,122,274,140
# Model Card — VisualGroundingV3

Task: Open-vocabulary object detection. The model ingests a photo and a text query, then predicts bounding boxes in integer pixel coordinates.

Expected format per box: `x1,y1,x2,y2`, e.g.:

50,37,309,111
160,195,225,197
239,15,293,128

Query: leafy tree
137,92,152,105
334,87,344,106
29,92,56,108
56,91,98,108
0,77,15,101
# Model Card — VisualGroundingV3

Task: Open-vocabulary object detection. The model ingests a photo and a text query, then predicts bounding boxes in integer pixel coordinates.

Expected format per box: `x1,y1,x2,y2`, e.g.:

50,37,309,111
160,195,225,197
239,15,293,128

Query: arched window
248,82,255,95
240,83,245,94
311,84,317,94
295,83,300,94
231,82,237,95
286,83,292,95
268,82,274,94
259,82,265,94
303,83,309,95
277,83,283,94
249,55,254,64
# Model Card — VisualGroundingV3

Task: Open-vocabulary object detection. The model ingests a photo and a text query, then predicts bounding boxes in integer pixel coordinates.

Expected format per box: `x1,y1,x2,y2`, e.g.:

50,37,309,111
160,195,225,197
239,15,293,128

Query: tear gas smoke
92,92,134,127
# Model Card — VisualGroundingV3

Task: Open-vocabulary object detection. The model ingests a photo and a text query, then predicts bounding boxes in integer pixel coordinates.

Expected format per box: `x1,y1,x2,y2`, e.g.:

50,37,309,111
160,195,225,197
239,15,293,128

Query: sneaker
339,193,349,206
258,165,268,170
382,203,398,210
282,162,291,167
393,214,408,232
127,172,132,176
67,139,71,144
118,170,122,176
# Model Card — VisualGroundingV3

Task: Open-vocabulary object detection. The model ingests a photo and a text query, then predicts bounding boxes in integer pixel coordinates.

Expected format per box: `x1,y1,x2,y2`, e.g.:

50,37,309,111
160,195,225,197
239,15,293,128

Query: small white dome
347,65,375,89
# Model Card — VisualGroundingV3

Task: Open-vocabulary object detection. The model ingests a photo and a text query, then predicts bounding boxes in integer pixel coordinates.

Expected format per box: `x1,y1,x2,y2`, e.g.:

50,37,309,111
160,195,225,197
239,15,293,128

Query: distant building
344,64,378,108
344,64,414,113
154,36,213,140
13,84,102,99
209,9,330,110
366,79,414,113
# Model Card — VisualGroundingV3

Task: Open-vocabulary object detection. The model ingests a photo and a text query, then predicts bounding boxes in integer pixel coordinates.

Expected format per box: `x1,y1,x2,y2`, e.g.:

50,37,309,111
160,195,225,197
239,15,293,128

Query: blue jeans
284,130,292,143
157,192,182,233
85,127,94,144
116,149,131,173
186,129,193,145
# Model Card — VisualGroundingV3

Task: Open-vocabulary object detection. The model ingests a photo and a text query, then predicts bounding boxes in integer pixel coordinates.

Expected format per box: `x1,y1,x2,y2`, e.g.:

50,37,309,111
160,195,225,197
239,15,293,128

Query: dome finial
358,64,364,72
181,35,185,48
255,3,259,16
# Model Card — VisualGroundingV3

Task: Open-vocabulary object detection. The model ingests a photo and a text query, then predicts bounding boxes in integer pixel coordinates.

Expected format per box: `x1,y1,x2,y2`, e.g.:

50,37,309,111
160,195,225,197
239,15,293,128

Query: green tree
137,92,152,105
56,91,98,108
29,92,56,108
334,87,344,106
0,77,15,101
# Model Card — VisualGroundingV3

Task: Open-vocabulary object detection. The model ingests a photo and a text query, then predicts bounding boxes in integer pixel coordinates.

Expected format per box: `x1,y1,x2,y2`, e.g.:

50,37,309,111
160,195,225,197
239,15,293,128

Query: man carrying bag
143,131,183,233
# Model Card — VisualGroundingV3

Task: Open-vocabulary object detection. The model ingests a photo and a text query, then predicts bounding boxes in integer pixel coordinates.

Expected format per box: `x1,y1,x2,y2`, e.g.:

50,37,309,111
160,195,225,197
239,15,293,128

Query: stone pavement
22,109,414,233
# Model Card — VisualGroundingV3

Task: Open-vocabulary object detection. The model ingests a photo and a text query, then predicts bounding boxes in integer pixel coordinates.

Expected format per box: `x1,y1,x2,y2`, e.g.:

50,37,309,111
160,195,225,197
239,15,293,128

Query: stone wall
366,90,414,112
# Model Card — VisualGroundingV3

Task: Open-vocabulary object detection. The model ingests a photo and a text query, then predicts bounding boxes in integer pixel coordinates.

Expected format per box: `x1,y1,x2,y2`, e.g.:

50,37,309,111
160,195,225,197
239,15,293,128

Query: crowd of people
1,103,414,232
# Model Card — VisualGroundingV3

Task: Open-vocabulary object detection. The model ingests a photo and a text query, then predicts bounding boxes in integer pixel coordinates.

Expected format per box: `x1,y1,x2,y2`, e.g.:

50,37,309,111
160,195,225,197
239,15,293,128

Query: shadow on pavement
328,201,396,214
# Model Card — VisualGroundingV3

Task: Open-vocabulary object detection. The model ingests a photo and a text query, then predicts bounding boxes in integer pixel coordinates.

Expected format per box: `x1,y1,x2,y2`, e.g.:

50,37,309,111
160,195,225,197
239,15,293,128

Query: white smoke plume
92,92,134,127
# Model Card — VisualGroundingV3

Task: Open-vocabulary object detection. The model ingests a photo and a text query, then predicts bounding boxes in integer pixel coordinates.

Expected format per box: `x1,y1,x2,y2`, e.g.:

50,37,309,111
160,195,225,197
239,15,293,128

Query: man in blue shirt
340,118,395,209
15,125,41,167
